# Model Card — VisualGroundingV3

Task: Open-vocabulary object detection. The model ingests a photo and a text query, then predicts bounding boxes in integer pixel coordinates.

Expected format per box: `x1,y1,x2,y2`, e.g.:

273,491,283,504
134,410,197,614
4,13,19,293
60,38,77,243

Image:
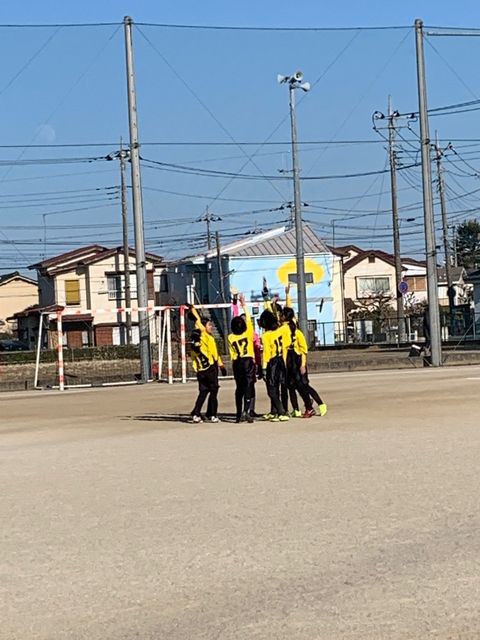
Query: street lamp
278,71,310,334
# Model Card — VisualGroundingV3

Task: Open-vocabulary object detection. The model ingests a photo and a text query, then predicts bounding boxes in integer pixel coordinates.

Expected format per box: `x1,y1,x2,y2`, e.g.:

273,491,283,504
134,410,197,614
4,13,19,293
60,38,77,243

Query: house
437,266,470,307
13,245,165,348
167,225,338,345
465,268,480,331
0,272,38,336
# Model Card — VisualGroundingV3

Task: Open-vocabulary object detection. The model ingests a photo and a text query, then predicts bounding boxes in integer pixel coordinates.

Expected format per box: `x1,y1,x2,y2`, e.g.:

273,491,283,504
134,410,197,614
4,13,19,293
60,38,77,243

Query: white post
158,310,167,381
180,305,187,384
56,310,65,392
166,307,173,385
33,313,44,389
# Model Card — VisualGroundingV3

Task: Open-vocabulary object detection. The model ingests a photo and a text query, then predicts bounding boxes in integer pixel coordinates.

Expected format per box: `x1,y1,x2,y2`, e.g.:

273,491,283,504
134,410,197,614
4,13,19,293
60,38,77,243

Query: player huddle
187,286,327,424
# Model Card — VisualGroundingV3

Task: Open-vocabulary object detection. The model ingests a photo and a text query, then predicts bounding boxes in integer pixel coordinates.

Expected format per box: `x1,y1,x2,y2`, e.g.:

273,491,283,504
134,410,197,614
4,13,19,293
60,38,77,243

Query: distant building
13,245,165,348
167,225,338,345
0,272,38,336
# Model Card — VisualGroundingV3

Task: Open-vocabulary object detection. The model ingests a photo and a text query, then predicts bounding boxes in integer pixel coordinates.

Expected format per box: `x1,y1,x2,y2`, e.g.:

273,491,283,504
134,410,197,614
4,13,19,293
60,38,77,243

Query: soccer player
188,305,227,423
258,309,291,422
282,305,327,418
228,294,256,423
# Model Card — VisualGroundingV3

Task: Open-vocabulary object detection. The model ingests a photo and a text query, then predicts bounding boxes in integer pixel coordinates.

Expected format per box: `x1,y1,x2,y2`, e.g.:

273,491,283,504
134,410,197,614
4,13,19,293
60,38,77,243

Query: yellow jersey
190,308,224,372
289,327,308,368
261,323,292,368
228,306,254,361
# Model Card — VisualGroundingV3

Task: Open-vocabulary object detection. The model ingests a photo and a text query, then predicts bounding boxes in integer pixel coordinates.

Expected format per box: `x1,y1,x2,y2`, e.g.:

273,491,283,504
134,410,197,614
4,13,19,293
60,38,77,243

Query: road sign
398,281,408,295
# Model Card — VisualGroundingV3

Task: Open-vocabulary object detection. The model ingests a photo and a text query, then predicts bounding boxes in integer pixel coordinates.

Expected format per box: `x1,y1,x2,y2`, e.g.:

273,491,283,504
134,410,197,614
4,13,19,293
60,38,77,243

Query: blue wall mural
228,254,335,345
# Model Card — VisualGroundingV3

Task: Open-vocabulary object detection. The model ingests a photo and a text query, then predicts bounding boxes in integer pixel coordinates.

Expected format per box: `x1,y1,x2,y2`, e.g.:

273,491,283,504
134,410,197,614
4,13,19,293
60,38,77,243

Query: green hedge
0,344,141,366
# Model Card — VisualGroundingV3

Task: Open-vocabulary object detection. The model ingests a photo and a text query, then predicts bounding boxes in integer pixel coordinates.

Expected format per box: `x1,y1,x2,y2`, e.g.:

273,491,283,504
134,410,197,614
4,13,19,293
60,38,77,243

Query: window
356,276,390,298
107,275,137,300
65,279,80,305
405,275,427,292
368,256,376,263
160,273,169,293
288,272,314,284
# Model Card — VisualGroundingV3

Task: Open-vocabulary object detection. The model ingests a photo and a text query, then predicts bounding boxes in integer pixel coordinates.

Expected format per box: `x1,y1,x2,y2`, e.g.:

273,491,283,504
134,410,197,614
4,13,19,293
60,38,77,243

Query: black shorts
232,357,256,387
266,355,286,388
196,364,219,392
286,350,303,387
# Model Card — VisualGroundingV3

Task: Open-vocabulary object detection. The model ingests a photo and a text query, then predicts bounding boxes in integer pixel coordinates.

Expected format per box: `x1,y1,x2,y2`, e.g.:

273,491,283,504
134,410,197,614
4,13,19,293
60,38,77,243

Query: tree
455,219,480,269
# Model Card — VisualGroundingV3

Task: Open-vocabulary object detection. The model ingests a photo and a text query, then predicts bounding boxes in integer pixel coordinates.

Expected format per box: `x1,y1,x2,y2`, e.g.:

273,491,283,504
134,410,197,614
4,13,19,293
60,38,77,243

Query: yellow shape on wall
276,257,325,286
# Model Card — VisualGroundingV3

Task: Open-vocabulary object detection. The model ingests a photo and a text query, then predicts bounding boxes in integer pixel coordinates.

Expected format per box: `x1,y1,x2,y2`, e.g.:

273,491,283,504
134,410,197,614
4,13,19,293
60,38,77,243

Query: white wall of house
53,253,159,329
331,255,345,324
344,259,396,304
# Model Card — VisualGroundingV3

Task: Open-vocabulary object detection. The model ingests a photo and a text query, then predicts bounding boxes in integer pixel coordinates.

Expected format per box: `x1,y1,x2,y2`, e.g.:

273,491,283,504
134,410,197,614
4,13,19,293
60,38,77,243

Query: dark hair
282,306,297,336
231,315,247,335
200,316,211,327
259,309,278,331
190,328,202,353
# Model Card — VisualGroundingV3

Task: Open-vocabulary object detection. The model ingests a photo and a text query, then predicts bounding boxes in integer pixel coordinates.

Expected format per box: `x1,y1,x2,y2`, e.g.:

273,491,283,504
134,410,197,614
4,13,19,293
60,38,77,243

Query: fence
316,311,480,347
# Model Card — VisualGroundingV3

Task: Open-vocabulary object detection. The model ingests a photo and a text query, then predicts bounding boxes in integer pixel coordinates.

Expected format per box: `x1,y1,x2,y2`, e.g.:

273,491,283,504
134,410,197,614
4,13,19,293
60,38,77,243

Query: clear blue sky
2,0,480,272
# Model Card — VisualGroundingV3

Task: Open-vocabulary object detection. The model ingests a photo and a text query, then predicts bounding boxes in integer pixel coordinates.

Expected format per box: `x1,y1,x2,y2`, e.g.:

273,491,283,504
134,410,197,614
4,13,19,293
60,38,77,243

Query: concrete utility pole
119,139,133,345
278,71,311,335
415,18,442,366
215,231,229,353
434,132,455,319
387,97,407,344
124,16,151,380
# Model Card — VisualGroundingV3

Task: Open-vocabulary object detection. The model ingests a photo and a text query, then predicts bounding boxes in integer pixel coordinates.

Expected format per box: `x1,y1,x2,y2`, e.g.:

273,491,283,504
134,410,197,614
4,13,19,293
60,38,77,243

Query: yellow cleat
318,403,327,417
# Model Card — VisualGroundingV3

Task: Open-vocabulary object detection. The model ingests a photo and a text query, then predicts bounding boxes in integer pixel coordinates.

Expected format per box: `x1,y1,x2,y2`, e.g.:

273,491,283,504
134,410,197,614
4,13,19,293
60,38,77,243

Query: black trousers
191,364,219,417
266,356,286,415
233,357,256,419
285,350,316,411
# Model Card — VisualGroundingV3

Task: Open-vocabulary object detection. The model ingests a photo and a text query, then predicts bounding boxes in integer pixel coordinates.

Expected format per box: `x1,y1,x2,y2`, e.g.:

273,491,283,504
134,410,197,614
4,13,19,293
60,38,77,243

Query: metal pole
415,18,442,366
124,16,151,381
56,310,65,391
34,313,44,388
435,132,455,320
119,138,132,345
289,84,308,334
387,97,407,344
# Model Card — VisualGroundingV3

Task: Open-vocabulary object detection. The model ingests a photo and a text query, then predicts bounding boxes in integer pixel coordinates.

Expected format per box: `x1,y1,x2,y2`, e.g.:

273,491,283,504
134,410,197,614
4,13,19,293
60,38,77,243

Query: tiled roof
437,266,465,284
0,271,37,287
30,245,164,275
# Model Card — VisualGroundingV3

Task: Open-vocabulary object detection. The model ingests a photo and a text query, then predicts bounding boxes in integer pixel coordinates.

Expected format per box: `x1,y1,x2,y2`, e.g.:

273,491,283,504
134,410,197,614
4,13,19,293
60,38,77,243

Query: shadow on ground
126,413,242,424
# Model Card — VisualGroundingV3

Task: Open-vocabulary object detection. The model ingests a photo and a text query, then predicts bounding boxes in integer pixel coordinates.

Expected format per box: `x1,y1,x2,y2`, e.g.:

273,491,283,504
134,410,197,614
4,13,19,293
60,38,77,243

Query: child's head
231,315,246,335
282,307,295,323
202,317,214,334
259,309,278,331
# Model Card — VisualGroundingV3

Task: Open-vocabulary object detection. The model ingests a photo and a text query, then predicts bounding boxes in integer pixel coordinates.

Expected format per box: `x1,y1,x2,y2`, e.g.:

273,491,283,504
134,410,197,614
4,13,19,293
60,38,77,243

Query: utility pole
215,231,229,353
124,16,151,381
415,18,442,366
278,71,311,334
119,139,132,344
434,132,455,321
387,97,407,344
197,207,221,251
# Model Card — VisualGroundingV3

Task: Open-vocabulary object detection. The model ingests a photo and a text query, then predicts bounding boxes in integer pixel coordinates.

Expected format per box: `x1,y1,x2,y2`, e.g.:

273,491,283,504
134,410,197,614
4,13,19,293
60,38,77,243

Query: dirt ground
2,366,480,639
